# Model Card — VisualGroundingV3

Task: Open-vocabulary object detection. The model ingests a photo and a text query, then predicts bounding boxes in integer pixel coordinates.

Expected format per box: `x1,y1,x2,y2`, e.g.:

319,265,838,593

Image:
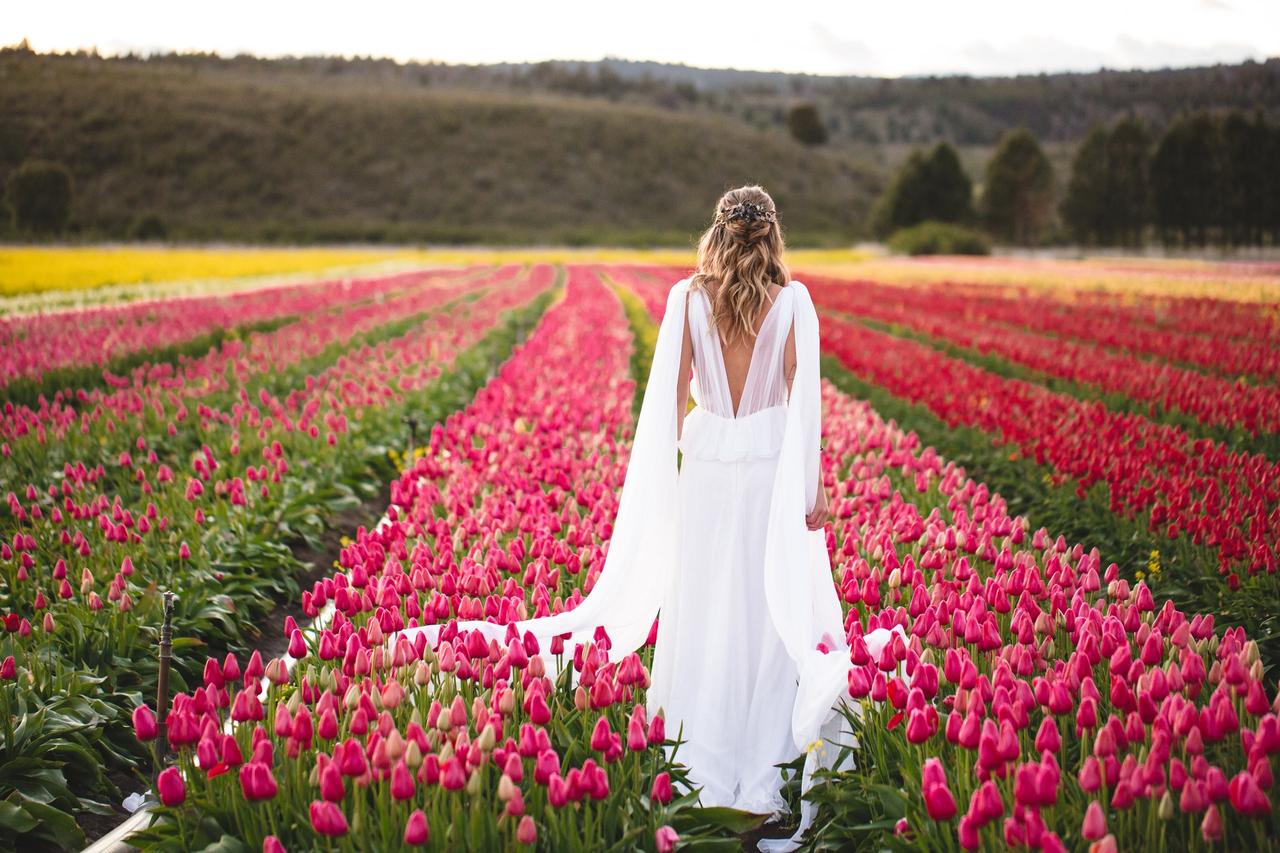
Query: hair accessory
716,200,776,226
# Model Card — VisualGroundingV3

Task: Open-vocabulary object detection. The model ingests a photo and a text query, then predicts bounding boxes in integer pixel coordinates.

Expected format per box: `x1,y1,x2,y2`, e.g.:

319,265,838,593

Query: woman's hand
805,484,829,531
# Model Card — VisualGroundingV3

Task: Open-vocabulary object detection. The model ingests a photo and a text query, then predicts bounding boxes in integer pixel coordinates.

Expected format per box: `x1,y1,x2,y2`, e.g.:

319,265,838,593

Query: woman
403,185,901,851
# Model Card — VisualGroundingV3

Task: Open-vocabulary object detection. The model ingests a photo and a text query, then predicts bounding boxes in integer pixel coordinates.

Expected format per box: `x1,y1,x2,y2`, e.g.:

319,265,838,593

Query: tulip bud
516,815,537,845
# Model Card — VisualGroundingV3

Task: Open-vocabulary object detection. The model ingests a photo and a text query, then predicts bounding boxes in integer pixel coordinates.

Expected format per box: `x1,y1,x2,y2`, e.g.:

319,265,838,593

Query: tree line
870,108,1280,250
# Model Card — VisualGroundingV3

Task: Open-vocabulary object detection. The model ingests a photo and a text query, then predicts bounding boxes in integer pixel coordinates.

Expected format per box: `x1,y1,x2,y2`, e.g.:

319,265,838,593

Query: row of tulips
128,267,706,852
0,265,554,849
806,383,1280,851
801,272,1280,445
0,265,482,391
813,310,1280,582
0,264,523,443
621,267,1280,849
628,259,1280,383
935,278,1280,347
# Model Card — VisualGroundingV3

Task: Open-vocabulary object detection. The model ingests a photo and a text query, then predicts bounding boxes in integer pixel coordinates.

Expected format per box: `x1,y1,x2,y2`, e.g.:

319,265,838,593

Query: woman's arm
676,290,693,441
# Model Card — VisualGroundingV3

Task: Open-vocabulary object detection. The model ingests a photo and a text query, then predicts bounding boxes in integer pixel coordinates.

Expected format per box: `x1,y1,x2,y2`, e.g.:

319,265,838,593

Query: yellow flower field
793,254,1280,305
0,245,874,305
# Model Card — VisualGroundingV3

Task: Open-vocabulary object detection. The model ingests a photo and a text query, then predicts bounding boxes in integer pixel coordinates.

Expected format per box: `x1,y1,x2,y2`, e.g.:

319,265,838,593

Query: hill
0,50,880,246
1,48,1276,245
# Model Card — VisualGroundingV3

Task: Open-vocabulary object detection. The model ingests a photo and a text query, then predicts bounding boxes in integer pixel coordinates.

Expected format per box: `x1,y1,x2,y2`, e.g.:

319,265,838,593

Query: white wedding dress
400,277,901,852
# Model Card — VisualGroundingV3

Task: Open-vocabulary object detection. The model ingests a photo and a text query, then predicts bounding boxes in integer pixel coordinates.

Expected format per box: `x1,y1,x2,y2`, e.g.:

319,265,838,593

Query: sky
4,0,1279,78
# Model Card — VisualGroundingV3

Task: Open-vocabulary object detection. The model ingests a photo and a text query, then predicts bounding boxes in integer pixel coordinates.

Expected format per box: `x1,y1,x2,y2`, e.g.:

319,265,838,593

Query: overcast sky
5,0,1278,78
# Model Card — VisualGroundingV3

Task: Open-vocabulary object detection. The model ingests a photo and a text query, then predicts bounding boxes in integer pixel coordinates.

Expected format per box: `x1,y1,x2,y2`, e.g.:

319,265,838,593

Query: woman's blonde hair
689,184,791,346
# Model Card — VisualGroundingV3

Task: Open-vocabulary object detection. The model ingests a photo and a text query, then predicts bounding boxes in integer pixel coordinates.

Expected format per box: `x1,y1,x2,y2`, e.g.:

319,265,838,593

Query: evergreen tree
870,142,973,239
1106,116,1151,247
1152,112,1221,247
981,128,1055,246
1061,124,1110,245
921,143,975,226
1220,110,1269,246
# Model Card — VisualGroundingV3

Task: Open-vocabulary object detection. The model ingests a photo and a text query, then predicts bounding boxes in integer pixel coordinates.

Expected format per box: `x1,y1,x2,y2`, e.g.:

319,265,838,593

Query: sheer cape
398,278,900,849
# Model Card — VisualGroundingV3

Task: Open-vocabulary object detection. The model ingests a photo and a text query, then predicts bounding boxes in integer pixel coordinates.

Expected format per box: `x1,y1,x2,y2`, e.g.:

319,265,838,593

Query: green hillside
0,51,881,246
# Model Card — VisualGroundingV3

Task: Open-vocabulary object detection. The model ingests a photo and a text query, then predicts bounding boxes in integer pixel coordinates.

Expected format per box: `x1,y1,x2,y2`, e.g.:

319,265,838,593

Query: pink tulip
1081,800,1107,840
263,836,286,853
655,826,679,853
957,814,979,850
1228,770,1271,817
441,756,467,790
924,783,957,821
157,767,185,807
403,810,429,845
239,762,277,802
309,800,348,837
132,704,158,741
391,761,415,801
516,815,537,845
651,772,672,804
319,762,344,802
1201,804,1223,841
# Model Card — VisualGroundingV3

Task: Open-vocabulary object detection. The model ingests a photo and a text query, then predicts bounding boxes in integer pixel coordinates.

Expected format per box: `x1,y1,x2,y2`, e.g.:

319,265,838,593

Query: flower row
0,265,553,848
805,273,1280,440
129,267,691,852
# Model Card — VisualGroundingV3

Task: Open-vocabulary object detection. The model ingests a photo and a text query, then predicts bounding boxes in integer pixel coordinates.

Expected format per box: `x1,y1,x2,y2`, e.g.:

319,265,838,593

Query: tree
1106,117,1151,247
5,160,73,236
870,142,973,239
1061,124,1110,245
981,128,1055,246
921,143,974,226
1152,112,1221,247
787,103,828,146
1220,110,1269,246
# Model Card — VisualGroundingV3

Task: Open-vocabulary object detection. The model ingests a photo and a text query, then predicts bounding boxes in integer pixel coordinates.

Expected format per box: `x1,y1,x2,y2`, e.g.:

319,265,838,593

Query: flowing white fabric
399,277,901,852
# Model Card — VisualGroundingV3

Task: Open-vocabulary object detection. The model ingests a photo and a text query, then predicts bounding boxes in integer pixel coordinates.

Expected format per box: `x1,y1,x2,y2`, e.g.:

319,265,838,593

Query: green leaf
0,801,37,834
197,834,250,853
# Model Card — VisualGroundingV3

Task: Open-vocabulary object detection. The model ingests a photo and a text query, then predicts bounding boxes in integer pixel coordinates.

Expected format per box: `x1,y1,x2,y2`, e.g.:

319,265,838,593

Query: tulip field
0,254,1278,852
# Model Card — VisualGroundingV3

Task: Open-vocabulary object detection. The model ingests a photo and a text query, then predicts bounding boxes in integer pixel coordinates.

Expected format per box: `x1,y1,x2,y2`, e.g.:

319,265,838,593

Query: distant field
0,245,877,302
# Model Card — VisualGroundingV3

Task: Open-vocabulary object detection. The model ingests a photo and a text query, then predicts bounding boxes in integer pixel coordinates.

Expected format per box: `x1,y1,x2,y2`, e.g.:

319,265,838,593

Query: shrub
787,102,829,145
129,212,168,241
5,159,74,235
887,220,991,256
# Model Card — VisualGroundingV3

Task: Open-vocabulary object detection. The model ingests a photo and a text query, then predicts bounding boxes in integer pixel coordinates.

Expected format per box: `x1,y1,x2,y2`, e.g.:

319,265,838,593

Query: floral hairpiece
716,200,776,225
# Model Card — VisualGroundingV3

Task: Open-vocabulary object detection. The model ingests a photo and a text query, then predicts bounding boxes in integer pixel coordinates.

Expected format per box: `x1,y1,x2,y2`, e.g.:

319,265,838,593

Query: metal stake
155,591,175,764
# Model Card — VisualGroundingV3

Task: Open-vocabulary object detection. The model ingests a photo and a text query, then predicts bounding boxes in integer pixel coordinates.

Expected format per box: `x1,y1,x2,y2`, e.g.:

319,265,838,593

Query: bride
402,185,902,851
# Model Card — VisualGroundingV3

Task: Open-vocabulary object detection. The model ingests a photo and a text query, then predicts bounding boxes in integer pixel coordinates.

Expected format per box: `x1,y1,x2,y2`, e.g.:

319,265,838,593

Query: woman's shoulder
786,279,813,302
